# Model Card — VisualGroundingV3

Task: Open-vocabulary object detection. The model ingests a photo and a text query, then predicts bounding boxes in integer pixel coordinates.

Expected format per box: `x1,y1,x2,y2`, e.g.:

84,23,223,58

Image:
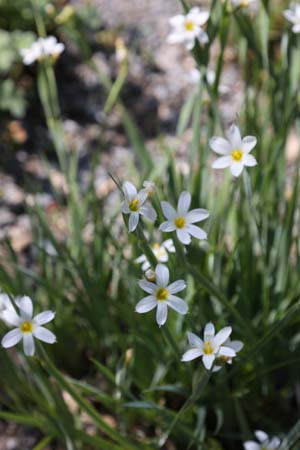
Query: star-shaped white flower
141,180,156,197
135,239,175,271
212,337,244,372
136,264,187,327
283,2,300,33
121,181,157,232
181,322,236,370
167,7,209,50
210,124,257,177
159,191,209,245
1,296,56,356
20,36,65,65
243,430,281,450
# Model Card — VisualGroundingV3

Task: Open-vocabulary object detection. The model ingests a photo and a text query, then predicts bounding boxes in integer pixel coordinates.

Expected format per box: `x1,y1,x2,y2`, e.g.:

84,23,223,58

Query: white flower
20,36,65,65
136,264,187,327
243,430,281,450
210,124,257,177
230,0,258,10
121,181,157,232
212,337,244,372
135,239,175,271
159,191,209,245
181,322,236,370
167,7,209,50
141,180,156,197
187,68,230,95
283,3,300,33
1,296,56,356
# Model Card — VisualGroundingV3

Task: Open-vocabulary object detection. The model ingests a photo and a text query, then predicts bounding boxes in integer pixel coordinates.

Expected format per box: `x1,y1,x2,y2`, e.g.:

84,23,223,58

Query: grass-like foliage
0,0,300,449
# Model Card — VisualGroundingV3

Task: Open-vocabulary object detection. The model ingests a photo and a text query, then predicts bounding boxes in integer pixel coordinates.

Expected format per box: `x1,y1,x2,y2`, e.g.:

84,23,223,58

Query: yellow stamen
174,216,186,229
185,19,195,31
21,321,33,333
156,287,168,301
153,243,160,249
240,0,249,7
129,198,139,212
203,340,214,355
231,149,243,162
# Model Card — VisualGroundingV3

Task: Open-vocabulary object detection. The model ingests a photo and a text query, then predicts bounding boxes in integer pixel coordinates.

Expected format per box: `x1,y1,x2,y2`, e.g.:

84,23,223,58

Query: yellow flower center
21,321,33,333
174,216,186,229
185,19,195,31
129,198,139,212
156,287,169,301
203,340,214,355
153,243,160,249
240,0,249,7
231,149,243,162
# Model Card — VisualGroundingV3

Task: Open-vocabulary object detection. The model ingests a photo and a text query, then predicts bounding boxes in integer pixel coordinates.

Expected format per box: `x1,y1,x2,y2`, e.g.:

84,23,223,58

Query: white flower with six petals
135,239,175,271
167,7,209,50
136,264,187,327
1,296,56,356
283,3,300,33
160,191,209,245
121,181,157,232
210,124,257,177
243,430,281,450
181,322,236,370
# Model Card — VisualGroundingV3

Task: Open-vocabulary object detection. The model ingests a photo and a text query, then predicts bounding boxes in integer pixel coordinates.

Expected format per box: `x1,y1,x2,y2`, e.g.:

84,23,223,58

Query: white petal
142,260,151,271
163,239,175,252
123,182,137,202
137,190,148,205
138,280,156,294
23,333,35,356
177,191,191,215
268,437,280,448
292,23,300,33
169,14,185,27
155,264,169,287
204,322,215,340
255,431,268,443
243,443,260,450
186,224,207,240
181,348,202,362
212,155,232,169
18,296,33,319
1,328,22,348
227,124,242,148
244,154,257,167
159,221,176,232
34,311,55,326
209,137,231,155
185,38,195,50
135,296,157,313
242,136,257,153
167,280,186,294
187,332,203,347
121,201,130,214
191,10,209,26
212,327,232,347
140,203,157,222
166,296,188,314
218,346,236,357
230,162,244,177
186,208,209,223
167,32,185,44
1,309,21,327
198,30,209,45
135,254,147,264
228,340,244,353
33,326,56,343
161,201,177,220
283,11,296,23
129,212,139,232
156,302,168,327
202,354,215,370
176,229,191,245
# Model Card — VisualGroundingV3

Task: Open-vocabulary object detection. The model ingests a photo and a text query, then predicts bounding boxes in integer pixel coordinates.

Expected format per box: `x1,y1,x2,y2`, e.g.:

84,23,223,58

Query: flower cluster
20,36,65,65
0,294,56,356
